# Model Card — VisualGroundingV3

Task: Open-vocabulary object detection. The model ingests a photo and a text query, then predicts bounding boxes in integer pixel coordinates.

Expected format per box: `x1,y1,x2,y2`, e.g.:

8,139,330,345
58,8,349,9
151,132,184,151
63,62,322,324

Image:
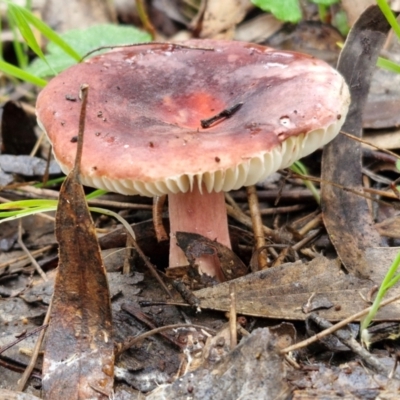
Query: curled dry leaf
176,231,248,282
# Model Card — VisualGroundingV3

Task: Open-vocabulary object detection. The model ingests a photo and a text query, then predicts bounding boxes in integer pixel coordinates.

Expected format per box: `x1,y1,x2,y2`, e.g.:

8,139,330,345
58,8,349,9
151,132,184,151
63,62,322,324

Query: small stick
280,292,400,354
225,192,243,213
153,195,168,242
123,235,134,275
17,298,52,391
17,222,47,282
72,84,89,179
308,314,388,375
297,213,322,237
82,42,214,61
258,204,307,215
226,203,282,250
229,283,237,350
246,185,268,270
0,244,54,271
0,325,48,355
341,130,400,160
130,238,174,298
201,102,243,129
292,229,321,252
116,323,216,357
139,300,191,307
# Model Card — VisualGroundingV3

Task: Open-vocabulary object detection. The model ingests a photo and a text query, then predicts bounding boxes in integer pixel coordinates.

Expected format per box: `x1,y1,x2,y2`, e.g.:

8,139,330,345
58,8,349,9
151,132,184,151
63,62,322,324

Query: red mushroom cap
36,40,350,196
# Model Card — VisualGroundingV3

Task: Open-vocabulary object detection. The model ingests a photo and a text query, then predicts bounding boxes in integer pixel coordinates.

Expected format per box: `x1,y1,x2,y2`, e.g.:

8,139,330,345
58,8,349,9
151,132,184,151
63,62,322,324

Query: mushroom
36,40,350,281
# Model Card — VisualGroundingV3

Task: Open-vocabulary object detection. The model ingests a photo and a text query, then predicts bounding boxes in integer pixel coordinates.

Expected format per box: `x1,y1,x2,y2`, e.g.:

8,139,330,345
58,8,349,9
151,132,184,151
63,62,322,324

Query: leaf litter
2,3,400,399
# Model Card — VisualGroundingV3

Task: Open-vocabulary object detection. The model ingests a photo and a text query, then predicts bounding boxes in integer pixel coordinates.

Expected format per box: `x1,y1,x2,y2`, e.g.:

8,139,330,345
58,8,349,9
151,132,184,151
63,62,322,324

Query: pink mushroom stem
168,184,231,281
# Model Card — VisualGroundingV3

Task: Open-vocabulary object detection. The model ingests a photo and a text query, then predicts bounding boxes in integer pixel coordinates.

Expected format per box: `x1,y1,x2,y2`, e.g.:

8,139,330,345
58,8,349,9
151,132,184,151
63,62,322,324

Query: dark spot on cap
95,132,101,136
97,111,103,117
337,114,341,120
149,142,154,148
215,156,220,162
70,136,78,143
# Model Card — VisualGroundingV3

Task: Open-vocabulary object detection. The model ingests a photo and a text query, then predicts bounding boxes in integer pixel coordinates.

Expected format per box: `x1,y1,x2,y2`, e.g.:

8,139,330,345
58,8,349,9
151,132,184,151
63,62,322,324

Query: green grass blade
360,251,400,343
377,0,400,39
34,176,66,188
15,5,81,61
7,9,28,68
0,199,58,210
86,189,108,200
377,56,400,74
290,161,320,204
7,3,47,63
0,207,57,223
89,207,136,240
0,59,47,86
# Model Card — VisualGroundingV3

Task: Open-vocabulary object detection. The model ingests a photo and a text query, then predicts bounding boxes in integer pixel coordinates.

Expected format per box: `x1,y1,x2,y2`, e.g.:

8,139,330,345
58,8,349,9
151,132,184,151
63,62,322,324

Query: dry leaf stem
246,185,268,270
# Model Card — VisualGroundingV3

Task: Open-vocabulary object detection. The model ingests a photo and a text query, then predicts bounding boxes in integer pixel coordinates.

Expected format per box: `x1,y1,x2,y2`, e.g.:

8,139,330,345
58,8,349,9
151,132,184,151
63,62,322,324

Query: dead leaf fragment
147,328,290,400
321,5,387,278
42,86,114,399
190,0,251,39
176,231,248,281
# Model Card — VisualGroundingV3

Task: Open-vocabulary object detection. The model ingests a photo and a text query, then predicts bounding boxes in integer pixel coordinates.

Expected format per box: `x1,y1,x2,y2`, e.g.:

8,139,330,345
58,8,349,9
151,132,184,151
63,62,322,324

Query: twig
341,130,400,160
17,298,52,391
81,42,214,61
308,314,388,375
297,213,322,237
280,292,400,354
0,325,48,355
72,84,89,180
291,228,321,252
258,204,308,215
246,185,268,270
17,222,47,282
0,244,54,271
130,237,174,298
153,195,168,242
229,283,237,350
116,323,216,357
225,203,282,247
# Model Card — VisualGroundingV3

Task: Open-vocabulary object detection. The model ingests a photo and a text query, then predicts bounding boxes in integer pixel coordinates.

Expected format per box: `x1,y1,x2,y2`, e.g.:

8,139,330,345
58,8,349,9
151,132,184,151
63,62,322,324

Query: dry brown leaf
194,256,374,321
341,0,376,26
42,87,114,399
190,0,251,39
41,0,116,32
147,328,290,400
321,6,387,278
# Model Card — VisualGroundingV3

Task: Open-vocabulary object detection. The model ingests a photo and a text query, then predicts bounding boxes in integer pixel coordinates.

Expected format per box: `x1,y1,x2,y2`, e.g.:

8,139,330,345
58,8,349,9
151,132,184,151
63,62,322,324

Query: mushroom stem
168,184,231,281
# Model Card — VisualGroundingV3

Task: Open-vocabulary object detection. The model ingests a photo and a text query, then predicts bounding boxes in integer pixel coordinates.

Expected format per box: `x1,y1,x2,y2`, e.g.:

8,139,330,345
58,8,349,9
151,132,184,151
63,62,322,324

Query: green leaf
251,0,302,23
0,59,47,86
396,159,400,171
27,24,152,77
310,0,338,5
333,10,350,36
85,189,108,200
377,56,400,74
